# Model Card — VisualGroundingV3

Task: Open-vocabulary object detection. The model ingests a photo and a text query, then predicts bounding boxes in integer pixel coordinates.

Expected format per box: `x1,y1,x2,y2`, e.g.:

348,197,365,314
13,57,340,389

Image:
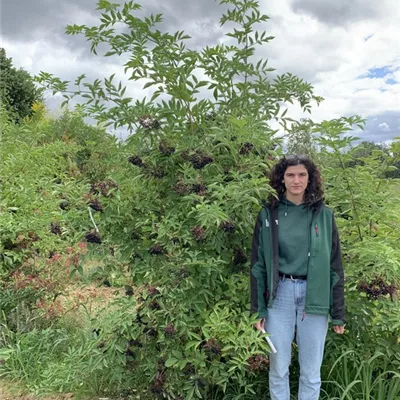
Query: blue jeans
265,277,328,400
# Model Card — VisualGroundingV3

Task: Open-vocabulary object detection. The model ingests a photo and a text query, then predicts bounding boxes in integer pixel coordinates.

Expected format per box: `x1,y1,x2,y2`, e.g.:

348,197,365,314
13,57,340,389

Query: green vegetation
0,48,43,123
1,1,400,399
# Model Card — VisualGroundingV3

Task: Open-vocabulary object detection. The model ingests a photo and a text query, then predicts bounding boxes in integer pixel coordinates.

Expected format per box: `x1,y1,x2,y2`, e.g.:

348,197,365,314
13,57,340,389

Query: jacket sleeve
250,211,268,319
330,214,345,325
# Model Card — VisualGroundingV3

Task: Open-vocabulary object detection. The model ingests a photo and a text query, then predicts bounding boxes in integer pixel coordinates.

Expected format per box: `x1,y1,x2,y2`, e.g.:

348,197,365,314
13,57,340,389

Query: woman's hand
333,325,345,334
254,318,265,331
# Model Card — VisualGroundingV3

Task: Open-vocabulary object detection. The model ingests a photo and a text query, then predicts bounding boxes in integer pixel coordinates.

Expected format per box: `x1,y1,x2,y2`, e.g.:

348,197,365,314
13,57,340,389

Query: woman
250,154,345,400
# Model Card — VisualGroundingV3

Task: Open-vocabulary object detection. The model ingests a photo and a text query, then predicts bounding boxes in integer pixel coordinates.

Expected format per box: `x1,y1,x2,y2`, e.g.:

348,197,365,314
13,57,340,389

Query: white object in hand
261,328,277,354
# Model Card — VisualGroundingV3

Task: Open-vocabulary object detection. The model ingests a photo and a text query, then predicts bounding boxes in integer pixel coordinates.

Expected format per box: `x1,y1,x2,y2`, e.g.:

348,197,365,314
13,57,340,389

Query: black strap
279,272,307,280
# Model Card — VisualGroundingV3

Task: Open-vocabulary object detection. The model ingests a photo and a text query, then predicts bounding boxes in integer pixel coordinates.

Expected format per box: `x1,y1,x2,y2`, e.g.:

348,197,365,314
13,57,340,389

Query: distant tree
0,48,43,123
285,118,318,159
346,141,387,167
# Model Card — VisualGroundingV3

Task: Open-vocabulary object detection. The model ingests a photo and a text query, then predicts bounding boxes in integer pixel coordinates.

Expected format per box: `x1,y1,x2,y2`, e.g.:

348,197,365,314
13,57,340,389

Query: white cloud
378,122,390,131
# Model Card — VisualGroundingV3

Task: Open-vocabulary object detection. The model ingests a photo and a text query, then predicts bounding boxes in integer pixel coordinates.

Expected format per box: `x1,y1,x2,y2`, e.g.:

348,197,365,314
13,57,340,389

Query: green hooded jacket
250,201,345,326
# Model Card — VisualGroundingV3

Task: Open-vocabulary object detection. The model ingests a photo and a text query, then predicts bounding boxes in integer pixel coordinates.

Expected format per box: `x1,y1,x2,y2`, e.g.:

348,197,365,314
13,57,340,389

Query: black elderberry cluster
59,200,69,210
88,198,104,212
191,183,207,196
159,140,175,156
144,327,158,337
172,181,191,196
358,276,396,300
223,173,234,183
149,167,165,179
175,267,190,279
150,299,161,310
125,285,134,296
203,338,222,357
164,324,177,337
247,354,269,372
183,363,195,376
50,222,62,235
85,230,102,244
149,244,165,255
220,221,236,233
182,150,214,169
147,286,161,297
150,371,165,395
128,155,144,167
233,247,248,265
139,115,160,130
90,179,118,197
239,142,255,155
128,339,143,348
191,225,206,241
131,231,141,240
172,181,208,196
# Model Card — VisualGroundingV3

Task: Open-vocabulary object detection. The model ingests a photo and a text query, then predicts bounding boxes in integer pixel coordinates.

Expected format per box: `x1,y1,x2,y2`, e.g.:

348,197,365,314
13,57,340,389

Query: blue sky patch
367,66,391,78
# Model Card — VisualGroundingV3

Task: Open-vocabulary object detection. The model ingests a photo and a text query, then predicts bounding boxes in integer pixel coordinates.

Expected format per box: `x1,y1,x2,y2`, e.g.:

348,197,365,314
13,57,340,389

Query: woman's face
283,164,309,200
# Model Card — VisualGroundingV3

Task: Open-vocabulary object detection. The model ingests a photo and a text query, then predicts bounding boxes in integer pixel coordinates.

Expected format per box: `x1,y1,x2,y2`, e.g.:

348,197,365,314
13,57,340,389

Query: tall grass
321,350,400,400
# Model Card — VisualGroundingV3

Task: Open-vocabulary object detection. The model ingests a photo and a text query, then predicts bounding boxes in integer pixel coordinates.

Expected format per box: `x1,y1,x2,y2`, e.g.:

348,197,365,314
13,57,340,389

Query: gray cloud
290,0,382,26
362,112,400,143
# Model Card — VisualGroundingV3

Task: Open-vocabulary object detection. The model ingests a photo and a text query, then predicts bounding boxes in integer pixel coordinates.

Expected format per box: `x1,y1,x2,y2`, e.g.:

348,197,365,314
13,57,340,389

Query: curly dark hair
267,155,324,208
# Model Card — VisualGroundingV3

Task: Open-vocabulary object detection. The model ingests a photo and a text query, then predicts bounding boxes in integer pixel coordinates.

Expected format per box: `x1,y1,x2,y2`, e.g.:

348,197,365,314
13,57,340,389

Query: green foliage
0,48,43,123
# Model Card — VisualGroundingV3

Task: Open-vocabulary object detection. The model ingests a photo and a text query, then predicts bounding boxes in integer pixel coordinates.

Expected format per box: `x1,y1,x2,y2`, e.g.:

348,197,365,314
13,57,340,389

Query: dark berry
88,198,104,212
103,279,111,287
150,167,165,179
191,183,207,196
247,354,269,372
183,363,195,376
90,179,118,197
196,378,205,389
164,324,177,337
182,150,213,169
239,142,255,155
139,115,160,130
131,231,141,240
150,299,161,310
59,200,69,210
172,181,191,196
148,286,160,297
128,155,144,167
85,230,102,244
144,327,157,337
125,285,134,296
233,247,248,265
128,339,143,348
220,221,236,233
191,225,206,241
203,338,222,356
159,140,175,156
125,349,135,357
149,244,165,255
50,222,62,235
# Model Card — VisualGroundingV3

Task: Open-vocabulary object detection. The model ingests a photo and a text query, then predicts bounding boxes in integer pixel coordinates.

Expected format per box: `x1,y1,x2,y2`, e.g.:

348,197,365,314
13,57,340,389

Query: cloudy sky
1,0,399,143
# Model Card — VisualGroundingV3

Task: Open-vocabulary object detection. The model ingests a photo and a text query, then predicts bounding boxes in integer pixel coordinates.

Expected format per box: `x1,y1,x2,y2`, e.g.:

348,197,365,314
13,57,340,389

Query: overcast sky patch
1,0,399,143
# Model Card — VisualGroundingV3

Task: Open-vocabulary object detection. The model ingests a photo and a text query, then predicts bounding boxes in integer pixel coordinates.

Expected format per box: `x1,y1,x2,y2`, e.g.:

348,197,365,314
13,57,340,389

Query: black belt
279,272,307,280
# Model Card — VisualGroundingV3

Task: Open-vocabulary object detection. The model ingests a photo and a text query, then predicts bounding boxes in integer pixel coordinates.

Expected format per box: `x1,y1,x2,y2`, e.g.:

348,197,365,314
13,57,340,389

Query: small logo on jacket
265,219,269,227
